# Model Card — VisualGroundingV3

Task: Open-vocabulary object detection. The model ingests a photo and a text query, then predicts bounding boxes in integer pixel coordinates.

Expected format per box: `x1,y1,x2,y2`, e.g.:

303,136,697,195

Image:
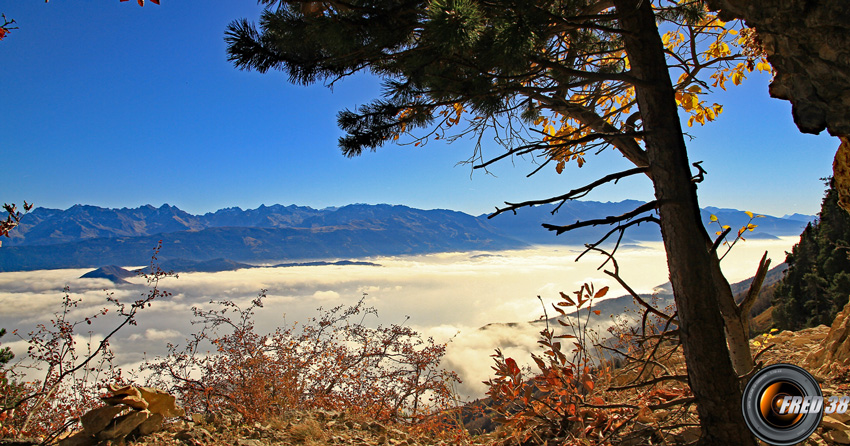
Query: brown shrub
143,293,461,431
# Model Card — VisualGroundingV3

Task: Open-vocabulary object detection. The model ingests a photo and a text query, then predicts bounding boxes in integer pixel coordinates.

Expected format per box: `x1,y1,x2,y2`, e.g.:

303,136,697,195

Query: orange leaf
559,291,576,307
594,286,609,299
593,310,601,315
505,357,520,376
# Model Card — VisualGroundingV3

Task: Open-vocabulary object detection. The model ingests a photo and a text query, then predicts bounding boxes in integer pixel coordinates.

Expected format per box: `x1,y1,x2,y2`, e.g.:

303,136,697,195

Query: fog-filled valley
0,238,797,399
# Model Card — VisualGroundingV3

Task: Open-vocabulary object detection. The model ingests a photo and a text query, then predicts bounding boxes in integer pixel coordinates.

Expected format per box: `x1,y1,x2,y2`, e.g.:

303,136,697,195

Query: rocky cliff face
706,0,850,214
806,297,850,380
707,0,850,137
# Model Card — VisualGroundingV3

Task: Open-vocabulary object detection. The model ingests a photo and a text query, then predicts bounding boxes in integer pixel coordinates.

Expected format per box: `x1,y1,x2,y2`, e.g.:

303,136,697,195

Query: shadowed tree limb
586,246,676,325
542,200,658,235
489,167,650,218
576,215,660,266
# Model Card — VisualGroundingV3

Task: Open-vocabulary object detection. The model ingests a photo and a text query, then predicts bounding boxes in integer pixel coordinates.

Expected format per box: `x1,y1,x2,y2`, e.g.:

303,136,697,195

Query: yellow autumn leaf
745,211,754,218
710,214,718,222
731,70,744,86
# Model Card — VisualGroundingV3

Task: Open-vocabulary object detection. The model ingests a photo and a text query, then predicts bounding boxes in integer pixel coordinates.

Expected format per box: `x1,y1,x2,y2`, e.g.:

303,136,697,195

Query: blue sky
0,1,839,217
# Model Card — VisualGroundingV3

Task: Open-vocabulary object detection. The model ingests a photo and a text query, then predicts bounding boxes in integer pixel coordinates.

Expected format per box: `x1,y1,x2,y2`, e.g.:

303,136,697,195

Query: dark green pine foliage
225,2,764,444
224,0,649,157
773,178,850,330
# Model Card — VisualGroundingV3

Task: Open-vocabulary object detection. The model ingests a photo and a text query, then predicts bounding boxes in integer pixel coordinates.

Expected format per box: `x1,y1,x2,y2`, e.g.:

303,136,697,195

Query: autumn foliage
484,281,706,445
0,15,14,42
0,246,172,441
142,293,462,433
0,202,32,248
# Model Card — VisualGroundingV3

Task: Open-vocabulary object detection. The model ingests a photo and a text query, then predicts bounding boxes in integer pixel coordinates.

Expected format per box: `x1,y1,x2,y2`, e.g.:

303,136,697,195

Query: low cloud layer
0,238,797,399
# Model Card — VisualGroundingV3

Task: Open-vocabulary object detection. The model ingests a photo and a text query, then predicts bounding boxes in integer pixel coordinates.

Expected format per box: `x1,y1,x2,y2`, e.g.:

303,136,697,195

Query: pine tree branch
534,58,649,87
475,133,642,171
489,167,648,218
537,97,650,169
576,215,659,264
542,200,658,234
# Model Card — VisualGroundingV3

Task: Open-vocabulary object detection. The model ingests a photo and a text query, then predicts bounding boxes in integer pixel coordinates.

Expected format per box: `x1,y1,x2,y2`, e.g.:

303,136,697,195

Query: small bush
0,246,172,441
143,293,461,430
485,283,696,445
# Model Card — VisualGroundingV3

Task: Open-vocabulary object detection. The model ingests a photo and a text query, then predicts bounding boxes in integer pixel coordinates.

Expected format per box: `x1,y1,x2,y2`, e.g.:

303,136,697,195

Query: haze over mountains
0,201,814,272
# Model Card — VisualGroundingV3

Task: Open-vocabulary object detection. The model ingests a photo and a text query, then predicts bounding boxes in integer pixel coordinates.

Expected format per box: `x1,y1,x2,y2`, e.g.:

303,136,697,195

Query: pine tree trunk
611,1,757,444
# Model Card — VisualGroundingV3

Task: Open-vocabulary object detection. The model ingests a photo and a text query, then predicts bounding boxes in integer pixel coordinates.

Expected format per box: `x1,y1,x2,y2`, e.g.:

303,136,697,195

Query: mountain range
0,201,814,272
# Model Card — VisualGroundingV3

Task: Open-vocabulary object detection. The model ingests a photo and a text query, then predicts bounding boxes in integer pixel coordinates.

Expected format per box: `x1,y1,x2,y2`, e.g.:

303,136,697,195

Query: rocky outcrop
806,298,850,379
834,137,850,213
705,0,850,214
706,0,850,137
58,384,184,446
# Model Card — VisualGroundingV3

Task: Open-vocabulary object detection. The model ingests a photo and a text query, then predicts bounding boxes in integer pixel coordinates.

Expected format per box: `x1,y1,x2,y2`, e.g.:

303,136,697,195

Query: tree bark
612,1,757,444
710,254,756,377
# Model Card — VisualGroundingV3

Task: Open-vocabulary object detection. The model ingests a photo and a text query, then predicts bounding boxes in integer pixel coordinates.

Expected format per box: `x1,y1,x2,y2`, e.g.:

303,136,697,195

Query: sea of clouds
0,238,798,399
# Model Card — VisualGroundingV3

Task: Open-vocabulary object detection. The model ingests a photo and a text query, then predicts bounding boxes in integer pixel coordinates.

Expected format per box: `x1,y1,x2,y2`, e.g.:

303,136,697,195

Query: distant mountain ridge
83,259,382,282
0,204,526,271
0,201,813,272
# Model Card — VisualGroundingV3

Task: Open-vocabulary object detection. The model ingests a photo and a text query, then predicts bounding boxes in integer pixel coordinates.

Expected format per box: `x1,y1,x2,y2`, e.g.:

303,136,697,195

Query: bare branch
585,246,674,322
489,167,649,218
576,215,659,264
650,397,695,410
691,161,706,183
709,226,732,255
542,200,658,234
607,374,689,391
